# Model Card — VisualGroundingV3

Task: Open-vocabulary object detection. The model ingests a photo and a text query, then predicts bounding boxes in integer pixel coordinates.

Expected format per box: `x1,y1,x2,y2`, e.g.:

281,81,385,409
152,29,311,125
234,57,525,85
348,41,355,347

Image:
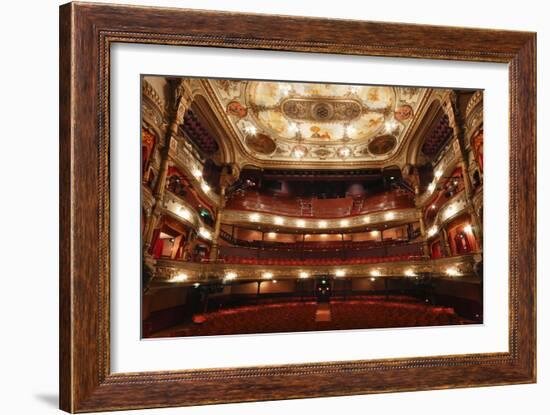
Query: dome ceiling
209,79,428,165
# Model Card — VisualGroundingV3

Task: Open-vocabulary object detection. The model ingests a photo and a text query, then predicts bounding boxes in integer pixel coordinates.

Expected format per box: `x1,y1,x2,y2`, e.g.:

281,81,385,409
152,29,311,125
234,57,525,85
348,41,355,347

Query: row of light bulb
170,267,461,284
248,212,396,228
428,223,473,238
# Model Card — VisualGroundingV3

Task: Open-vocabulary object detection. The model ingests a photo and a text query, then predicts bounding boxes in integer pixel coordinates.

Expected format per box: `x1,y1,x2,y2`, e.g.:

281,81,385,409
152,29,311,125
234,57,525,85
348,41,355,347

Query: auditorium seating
153,296,468,338
220,254,423,266
217,242,424,265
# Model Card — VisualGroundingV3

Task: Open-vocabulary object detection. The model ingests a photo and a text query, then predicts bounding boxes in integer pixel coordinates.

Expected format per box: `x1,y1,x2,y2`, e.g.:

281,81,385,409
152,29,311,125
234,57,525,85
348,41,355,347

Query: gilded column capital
172,79,193,126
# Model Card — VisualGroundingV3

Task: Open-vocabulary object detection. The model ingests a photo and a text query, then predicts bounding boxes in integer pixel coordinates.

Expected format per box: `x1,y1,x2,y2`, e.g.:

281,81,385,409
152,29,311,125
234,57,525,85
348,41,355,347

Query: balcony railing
171,138,221,206
152,254,478,285
219,241,424,264
221,207,419,231
416,139,461,207
225,189,414,219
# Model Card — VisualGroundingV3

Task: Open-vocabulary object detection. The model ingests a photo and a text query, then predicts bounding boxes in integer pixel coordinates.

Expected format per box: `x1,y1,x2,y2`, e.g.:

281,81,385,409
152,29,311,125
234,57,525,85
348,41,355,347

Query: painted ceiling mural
209,79,428,164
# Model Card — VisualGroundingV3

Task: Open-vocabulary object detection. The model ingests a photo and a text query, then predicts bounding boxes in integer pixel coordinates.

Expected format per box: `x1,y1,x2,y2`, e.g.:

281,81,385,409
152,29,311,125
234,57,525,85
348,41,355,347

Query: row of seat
160,297,468,338
220,254,423,266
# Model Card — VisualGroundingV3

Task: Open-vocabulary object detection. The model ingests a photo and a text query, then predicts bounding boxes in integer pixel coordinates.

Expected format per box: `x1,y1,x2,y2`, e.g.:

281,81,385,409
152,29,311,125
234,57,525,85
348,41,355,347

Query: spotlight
299,271,309,279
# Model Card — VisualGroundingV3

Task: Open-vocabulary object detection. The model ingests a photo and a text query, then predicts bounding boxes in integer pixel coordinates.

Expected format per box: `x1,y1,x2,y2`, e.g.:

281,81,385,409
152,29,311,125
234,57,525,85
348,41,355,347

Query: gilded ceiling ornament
281,98,362,123
394,104,414,121
226,101,248,118
245,133,277,155
368,135,398,155
207,79,430,164
312,147,333,159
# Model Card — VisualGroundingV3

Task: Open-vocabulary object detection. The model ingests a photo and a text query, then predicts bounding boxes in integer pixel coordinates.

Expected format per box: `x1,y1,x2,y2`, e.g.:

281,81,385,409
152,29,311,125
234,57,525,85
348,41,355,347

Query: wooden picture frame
59,2,536,412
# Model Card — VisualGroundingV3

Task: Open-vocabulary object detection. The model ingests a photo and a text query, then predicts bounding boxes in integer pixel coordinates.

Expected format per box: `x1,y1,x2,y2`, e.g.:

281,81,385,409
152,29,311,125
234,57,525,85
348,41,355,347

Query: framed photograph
59,2,536,412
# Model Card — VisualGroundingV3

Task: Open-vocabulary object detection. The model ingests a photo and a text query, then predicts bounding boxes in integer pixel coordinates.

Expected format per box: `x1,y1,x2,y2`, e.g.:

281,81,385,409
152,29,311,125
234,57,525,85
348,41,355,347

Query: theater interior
141,76,484,338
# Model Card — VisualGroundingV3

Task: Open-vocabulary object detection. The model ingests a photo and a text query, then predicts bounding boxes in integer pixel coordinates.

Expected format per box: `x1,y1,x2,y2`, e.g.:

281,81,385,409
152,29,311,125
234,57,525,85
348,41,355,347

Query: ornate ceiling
208,79,428,165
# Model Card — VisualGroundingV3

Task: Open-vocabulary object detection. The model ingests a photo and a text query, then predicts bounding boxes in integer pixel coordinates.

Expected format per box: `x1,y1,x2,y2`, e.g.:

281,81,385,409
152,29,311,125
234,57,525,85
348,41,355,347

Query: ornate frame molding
60,2,536,412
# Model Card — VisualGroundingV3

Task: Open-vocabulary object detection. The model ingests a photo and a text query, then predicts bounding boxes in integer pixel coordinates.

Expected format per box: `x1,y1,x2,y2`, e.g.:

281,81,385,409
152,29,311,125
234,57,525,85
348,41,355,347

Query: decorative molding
153,254,478,284
222,208,419,231
141,79,168,138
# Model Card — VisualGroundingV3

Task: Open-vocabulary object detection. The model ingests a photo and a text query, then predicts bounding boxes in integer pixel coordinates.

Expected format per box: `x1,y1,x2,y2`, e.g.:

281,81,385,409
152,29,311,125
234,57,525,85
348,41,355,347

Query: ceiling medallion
245,133,277,155
226,101,248,118
368,134,398,155
281,98,362,123
394,104,413,121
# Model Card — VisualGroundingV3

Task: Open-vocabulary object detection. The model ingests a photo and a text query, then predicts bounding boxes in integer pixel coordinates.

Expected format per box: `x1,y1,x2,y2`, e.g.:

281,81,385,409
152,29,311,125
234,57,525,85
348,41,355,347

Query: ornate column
209,185,226,260
143,80,192,254
209,164,239,260
460,159,483,247
182,230,197,262
440,226,452,257
417,210,430,258
444,93,483,249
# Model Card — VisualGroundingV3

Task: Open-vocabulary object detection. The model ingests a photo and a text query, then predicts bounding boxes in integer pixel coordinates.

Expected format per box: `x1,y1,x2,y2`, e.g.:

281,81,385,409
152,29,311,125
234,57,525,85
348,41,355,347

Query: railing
221,207,419,231
163,191,215,236
416,139,461,207
171,137,221,206
225,189,414,219
219,241,424,262
152,254,479,284
429,190,469,229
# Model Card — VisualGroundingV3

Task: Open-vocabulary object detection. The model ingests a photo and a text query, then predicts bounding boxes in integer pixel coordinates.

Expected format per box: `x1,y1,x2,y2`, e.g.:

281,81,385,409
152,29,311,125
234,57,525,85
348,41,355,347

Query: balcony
219,241,424,266
152,254,478,285
225,189,414,219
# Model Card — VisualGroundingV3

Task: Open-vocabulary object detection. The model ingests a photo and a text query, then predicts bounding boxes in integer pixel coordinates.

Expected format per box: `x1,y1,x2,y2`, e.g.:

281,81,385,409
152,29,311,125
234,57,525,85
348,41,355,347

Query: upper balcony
225,189,414,219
